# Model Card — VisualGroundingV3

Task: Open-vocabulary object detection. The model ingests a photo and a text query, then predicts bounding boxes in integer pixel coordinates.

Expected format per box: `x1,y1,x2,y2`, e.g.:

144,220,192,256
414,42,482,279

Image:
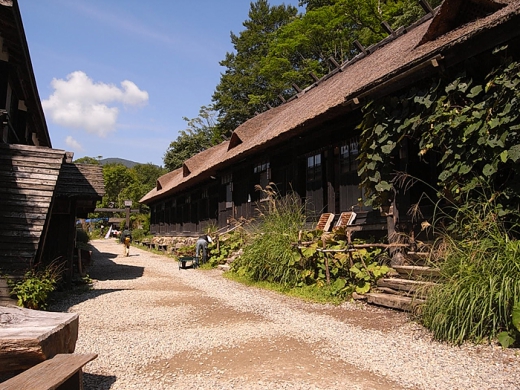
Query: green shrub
9,260,65,310
420,195,520,346
131,229,146,242
208,230,244,266
231,189,305,286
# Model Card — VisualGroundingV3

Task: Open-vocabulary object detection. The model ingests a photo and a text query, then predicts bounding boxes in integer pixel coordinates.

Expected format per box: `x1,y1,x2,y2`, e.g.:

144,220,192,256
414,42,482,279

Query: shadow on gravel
84,373,117,389
97,252,118,259
51,288,128,311
88,246,144,281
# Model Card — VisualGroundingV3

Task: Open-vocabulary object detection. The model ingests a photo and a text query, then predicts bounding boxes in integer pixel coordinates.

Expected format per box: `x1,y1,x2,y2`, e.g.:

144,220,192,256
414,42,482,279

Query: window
340,137,359,174
307,153,322,183
254,161,270,174
222,173,233,209
254,160,270,199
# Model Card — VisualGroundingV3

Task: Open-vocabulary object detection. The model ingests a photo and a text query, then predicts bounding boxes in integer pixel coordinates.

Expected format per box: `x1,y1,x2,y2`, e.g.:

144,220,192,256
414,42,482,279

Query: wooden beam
353,40,367,55
328,56,341,69
309,72,320,83
418,0,433,15
381,21,394,35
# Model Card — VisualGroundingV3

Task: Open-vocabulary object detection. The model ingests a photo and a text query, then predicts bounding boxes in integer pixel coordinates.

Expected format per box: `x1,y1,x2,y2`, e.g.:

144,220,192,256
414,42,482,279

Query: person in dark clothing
195,235,212,265
121,229,132,256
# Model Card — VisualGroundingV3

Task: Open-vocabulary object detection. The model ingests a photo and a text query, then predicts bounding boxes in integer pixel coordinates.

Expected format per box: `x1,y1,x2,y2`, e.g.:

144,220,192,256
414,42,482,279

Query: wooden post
324,256,331,284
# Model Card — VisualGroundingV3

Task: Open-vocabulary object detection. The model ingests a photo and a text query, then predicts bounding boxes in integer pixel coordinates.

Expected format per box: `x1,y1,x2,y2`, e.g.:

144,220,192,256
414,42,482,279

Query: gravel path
50,239,520,390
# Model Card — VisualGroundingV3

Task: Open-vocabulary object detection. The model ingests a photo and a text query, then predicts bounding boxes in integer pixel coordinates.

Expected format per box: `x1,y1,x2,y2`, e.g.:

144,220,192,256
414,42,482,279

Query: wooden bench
1,353,97,390
156,243,168,251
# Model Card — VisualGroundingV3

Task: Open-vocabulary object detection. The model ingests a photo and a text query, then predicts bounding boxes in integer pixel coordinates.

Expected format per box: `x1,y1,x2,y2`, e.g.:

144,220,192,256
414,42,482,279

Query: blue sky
19,0,302,166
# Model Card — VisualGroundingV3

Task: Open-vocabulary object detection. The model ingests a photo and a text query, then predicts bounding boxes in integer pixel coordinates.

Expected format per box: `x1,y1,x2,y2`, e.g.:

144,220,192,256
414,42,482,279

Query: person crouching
195,235,212,266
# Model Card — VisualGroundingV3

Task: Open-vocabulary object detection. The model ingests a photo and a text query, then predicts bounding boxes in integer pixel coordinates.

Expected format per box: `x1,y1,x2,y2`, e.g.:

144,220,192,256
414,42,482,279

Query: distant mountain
99,158,139,168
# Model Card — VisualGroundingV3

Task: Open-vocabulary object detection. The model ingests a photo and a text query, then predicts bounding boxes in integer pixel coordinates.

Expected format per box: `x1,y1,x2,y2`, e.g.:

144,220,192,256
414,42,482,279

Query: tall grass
421,196,520,345
231,187,306,286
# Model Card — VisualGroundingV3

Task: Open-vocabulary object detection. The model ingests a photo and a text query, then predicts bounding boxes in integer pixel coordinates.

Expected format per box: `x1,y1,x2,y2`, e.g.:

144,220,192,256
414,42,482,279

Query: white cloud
42,71,149,137
65,135,83,151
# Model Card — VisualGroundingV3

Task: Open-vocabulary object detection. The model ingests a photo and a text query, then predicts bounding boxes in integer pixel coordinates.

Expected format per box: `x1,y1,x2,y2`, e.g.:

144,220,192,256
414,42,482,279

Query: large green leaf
375,181,392,191
497,331,515,348
466,85,483,98
381,142,396,154
482,163,497,177
508,145,520,162
355,281,371,294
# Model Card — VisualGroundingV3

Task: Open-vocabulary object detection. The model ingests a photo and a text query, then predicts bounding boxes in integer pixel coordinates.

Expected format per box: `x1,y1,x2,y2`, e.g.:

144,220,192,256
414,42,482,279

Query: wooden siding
0,143,65,274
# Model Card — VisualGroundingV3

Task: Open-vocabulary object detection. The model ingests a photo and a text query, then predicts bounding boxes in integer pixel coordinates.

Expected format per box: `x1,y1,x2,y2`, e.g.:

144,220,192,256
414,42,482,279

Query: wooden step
377,278,436,297
366,292,424,312
392,265,441,279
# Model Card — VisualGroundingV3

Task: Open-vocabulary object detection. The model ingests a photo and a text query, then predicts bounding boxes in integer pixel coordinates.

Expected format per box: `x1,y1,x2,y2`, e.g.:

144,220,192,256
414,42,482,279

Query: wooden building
0,0,104,295
141,0,520,239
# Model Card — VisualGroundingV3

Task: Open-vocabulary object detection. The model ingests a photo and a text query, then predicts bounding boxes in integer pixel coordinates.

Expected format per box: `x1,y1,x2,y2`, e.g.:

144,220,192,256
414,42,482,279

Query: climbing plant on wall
357,45,520,215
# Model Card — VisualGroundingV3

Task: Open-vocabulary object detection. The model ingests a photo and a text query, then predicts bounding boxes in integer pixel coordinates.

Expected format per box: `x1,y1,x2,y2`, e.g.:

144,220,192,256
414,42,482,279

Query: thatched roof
141,0,520,204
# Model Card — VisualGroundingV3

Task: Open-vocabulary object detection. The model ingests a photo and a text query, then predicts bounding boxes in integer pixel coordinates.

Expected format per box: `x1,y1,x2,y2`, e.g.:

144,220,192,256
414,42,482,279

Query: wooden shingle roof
56,163,105,199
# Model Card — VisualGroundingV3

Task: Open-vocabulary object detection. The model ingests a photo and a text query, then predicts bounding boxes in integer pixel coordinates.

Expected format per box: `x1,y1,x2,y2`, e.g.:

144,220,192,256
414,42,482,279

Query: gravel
50,239,520,390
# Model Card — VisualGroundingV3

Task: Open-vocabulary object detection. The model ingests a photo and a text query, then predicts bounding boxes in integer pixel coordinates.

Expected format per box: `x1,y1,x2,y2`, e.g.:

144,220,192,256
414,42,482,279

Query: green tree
100,163,136,208
212,0,298,135
123,163,167,207
163,105,220,171
132,163,167,191
74,156,100,165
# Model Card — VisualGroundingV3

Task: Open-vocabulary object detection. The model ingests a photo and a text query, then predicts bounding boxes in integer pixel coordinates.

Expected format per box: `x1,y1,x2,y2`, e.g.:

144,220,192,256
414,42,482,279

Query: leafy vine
357,45,520,214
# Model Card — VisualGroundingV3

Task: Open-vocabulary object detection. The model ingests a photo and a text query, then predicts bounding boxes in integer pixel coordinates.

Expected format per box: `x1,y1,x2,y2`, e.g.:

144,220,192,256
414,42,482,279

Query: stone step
366,292,425,312
392,265,441,279
217,264,230,271
377,278,437,297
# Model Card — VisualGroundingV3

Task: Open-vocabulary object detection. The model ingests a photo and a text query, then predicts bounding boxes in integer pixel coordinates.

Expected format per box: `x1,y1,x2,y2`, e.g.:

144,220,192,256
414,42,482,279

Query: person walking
121,229,132,256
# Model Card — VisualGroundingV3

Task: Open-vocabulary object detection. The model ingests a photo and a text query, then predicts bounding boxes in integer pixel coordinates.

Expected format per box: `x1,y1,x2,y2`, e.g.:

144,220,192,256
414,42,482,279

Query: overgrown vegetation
231,188,305,286
228,186,392,300
420,192,520,347
208,230,245,267
8,260,65,310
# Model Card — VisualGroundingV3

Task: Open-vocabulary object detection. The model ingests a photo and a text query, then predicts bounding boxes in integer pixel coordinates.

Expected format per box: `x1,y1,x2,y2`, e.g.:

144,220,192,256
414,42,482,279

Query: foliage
230,187,392,296
231,189,306,286
73,156,100,165
298,230,391,297
212,0,298,134
130,229,147,243
9,260,65,310
163,105,221,171
358,47,520,213
213,0,442,136
420,194,520,346
208,230,245,267
176,244,196,257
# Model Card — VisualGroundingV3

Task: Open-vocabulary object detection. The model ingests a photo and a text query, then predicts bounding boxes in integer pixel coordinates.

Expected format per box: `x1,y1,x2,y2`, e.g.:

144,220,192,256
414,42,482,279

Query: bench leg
59,369,83,390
